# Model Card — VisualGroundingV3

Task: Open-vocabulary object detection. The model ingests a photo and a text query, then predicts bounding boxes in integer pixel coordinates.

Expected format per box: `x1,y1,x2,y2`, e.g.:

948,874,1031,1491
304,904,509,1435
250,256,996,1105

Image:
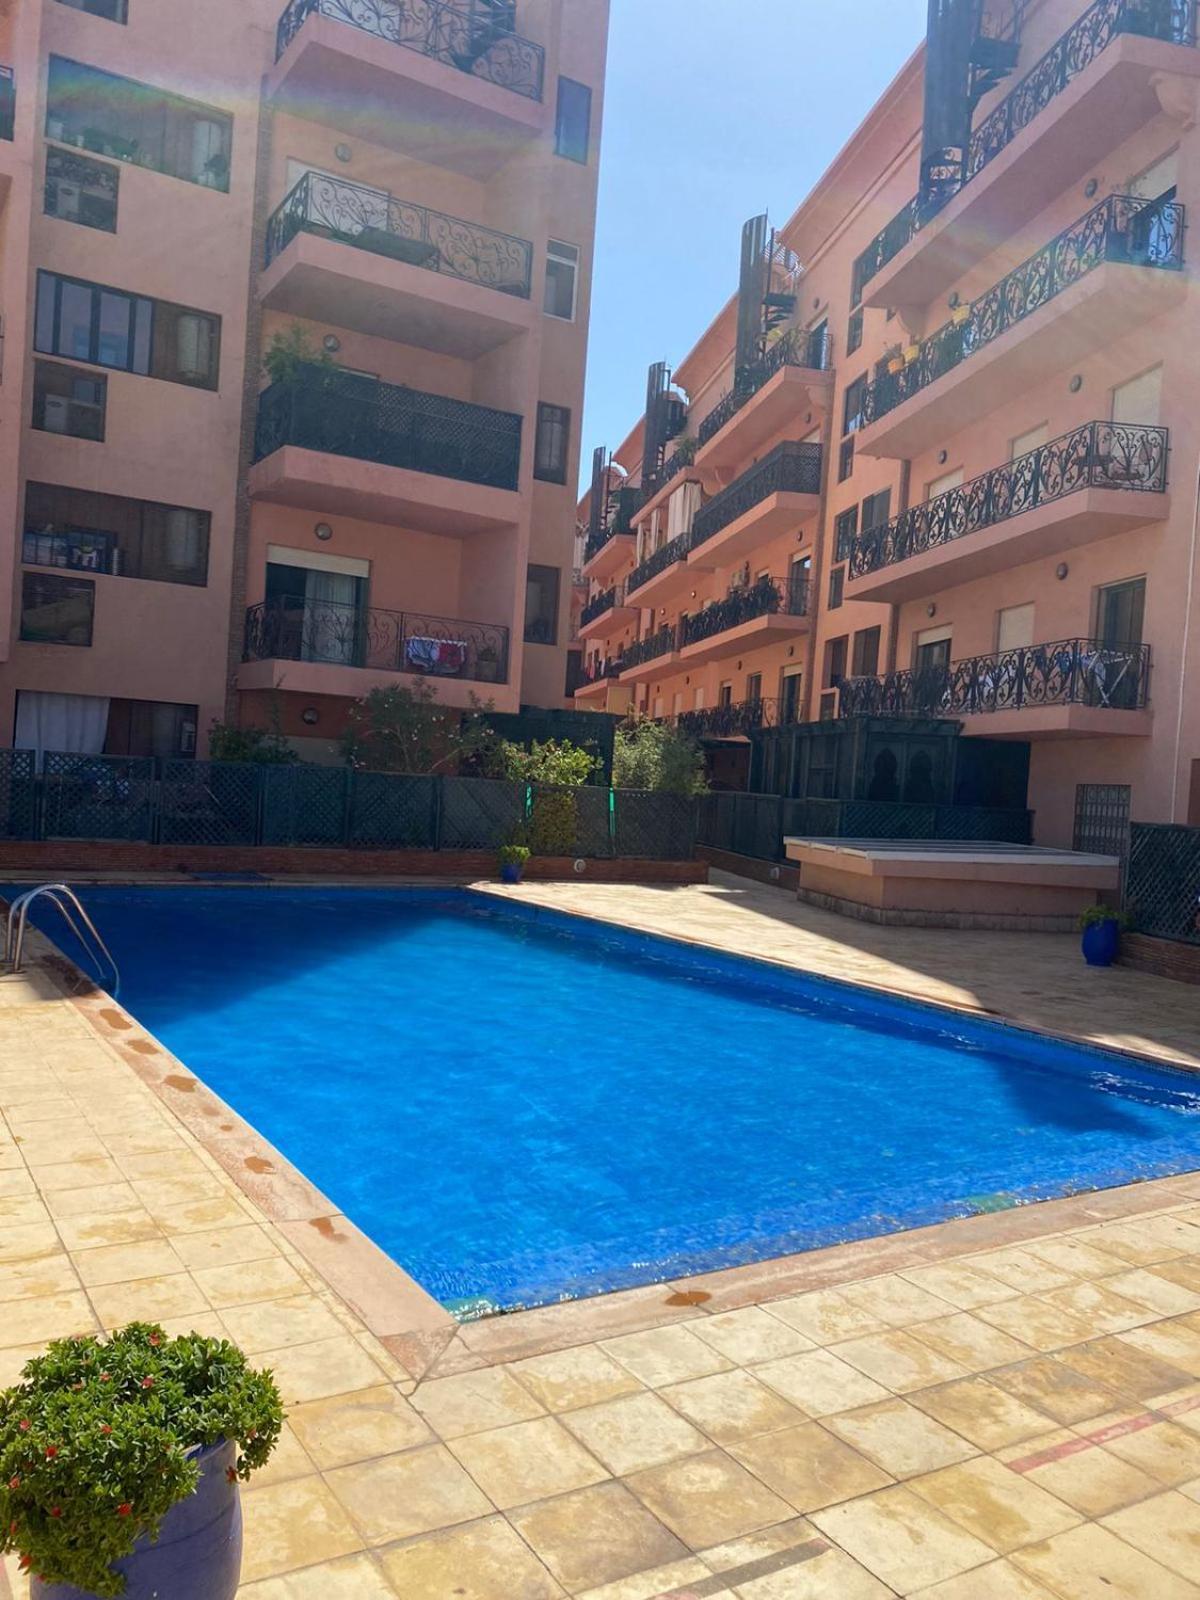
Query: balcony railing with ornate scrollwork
679,573,810,650
677,697,783,740
581,584,626,627
860,193,1184,430
839,636,1151,720
850,421,1168,579
642,443,695,502
275,0,545,100
254,363,523,491
244,596,510,682
690,441,824,551
578,654,623,688
0,65,14,142
264,171,533,296
627,532,691,597
697,326,832,449
851,0,1197,302
620,625,679,671
584,490,638,565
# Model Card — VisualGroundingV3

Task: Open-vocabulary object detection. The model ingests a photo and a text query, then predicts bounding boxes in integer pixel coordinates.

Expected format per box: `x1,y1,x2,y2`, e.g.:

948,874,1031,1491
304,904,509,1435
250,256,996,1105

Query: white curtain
303,569,358,665
15,691,111,770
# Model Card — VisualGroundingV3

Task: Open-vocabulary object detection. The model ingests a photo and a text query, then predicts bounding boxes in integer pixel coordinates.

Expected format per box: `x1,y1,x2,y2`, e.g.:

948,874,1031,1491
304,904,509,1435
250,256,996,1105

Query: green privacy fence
0,751,695,860
1125,823,1200,945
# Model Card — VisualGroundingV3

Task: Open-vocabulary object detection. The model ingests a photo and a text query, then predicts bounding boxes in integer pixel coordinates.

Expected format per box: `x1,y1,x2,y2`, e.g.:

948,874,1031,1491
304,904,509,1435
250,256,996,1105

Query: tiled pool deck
2,874,1200,1596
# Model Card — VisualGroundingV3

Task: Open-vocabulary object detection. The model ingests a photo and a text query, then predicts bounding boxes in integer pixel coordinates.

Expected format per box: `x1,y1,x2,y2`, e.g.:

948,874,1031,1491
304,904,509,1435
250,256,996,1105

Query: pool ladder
5,884,120,996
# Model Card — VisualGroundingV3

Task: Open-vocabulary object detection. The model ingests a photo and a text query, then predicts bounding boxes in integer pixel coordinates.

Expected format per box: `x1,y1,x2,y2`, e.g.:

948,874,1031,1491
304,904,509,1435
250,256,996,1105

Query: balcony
578,583,638,641
240,596,513,707
635,444,698,527
1,66,13,143
857,193,1185,460
839,637,1153,740
626,531,694,609
854,0,1200,311
696,328,833,473
575,654,633,707
678,697,784,741
848,422,1169,603
261,172,534,359
249,365,522,535
677,573,811,668
618,624,680,684
271,0,545,179
582,491,638,582
688,441,823,567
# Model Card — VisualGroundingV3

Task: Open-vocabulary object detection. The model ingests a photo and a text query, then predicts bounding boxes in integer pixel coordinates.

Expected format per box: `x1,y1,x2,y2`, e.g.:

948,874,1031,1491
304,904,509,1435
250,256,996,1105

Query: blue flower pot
32,1441,242,1600
1081,918,1121,968
500,863,524,884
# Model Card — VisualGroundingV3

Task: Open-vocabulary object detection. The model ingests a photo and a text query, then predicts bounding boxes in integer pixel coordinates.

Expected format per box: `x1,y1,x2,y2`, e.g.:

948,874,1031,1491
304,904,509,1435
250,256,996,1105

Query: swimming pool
22,884,1200,1317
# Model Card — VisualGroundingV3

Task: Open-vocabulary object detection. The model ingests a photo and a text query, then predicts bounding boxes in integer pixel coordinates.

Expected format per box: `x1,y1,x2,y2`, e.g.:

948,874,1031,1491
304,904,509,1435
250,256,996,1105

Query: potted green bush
1079,903,1127,968
499,843,530,884
0,1324,282,1600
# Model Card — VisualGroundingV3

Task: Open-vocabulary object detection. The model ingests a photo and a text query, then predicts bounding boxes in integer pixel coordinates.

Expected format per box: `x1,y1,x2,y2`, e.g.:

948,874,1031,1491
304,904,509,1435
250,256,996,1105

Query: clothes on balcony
405,636,468,676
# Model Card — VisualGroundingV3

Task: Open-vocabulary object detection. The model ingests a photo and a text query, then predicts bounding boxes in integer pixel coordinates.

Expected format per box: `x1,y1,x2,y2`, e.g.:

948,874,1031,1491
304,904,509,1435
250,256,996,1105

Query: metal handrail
6,885,120,994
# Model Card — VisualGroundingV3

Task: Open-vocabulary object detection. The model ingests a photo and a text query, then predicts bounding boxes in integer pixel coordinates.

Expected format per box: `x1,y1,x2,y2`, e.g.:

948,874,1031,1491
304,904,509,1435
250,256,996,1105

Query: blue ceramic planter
500,863,524,884
32,1441,242,1600
1081,918,1121,968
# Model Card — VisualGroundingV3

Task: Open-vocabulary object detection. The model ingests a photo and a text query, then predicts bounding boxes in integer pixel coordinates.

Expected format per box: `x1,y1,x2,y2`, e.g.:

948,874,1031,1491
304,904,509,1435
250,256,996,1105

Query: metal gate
1073,782,1132,863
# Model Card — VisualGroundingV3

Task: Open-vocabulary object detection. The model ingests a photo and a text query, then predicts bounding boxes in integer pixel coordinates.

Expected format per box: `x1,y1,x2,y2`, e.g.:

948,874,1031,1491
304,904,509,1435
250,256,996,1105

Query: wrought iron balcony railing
264,171,533,296
850,421,1168,579
579,654,623,686
254,364,523,492
581,584,625,627
697,326,831,449
642,443,695,502
244,596,510,682
860,194,1184,429
0,65,14,143
584,497,637,564
677,697,783,740
627,531,691,597
679,573,810,650
851,0,1197,302
621,624,679,671
275,0,545,100
839,637,1151,719
690,440,824,550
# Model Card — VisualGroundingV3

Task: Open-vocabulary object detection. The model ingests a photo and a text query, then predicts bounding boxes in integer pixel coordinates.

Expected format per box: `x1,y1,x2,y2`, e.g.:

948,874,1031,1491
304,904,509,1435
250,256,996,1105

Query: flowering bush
0,1325,283,1598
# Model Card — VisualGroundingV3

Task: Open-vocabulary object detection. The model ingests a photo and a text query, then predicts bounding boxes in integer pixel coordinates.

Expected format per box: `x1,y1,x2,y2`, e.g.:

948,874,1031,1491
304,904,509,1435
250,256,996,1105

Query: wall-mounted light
938,450,948,465
1056,562,1070,581
335,143,353,164
314,522,333,541
301,707,319,726
788,646,795,658
926,602,938,618
1069,374,1083,393
948,290,961,310
1085,177,1099,198
323,335,341,354
736,661,743,671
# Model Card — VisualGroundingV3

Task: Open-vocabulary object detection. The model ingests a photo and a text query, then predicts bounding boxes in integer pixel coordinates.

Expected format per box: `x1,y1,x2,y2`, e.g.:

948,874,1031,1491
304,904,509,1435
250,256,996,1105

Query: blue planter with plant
1079,904,1126,968
499,844,530,884
1,1324,282,1600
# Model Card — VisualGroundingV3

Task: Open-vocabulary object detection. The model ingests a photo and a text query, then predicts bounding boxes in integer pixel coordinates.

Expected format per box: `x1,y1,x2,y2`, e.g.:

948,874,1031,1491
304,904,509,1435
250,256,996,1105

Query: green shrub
0,1325,282,1597
529,789,579,855
613,718,707,795
1078,903,1129,931
207,720,298,765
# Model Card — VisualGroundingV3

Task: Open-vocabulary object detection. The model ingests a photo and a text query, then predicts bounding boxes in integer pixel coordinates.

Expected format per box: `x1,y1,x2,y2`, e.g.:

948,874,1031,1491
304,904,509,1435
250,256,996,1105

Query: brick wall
1118,932,1200,987
696,846,799,891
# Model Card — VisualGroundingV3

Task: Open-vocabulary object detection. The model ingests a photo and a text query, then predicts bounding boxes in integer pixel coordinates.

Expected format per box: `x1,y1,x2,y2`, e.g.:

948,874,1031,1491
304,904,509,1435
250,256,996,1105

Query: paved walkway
0,877,1199,1597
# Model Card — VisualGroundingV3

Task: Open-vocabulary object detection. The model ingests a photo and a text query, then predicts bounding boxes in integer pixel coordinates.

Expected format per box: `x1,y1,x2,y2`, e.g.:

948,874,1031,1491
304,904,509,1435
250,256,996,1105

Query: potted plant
902,341,921,364
0,1323,282,1600
498,843,530,884
951,302,971,326
883,344,904,375
1079,903,1127,968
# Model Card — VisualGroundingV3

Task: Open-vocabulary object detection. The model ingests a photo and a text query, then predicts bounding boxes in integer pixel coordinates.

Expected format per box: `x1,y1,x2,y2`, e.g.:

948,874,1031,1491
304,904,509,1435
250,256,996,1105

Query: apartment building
578,0,1200,848
0,0,607,767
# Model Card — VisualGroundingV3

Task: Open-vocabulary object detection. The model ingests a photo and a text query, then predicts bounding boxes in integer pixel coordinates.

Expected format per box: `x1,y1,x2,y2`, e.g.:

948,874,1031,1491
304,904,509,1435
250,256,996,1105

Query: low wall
696,846,799,890
1119,932,1200,986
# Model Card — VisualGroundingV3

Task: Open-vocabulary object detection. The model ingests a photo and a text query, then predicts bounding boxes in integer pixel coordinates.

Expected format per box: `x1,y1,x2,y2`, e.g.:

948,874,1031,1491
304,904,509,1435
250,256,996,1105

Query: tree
207,720,298,765
262,324,336,387
613,717,707,795
341,682,500,775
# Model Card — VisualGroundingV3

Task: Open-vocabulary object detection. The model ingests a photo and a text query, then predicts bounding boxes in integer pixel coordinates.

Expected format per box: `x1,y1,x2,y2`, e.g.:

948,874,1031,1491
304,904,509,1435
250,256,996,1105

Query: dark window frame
524,563,561,646
828,565,845,611
20,571,96,647
834,504,859,562
31,360,107,442
842,373,867,436
838,436,855,483
54,0,128,20
852,624,882,677
534,401,571,485
555,76,592,163
862,487,892,530
34,269,221,390
847,306,864,356
44,147,120,233
23,482,211,587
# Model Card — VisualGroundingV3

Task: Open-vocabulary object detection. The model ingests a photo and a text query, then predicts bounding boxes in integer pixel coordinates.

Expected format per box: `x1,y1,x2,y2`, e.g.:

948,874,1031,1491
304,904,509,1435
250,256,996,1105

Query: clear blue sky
581,0,928,487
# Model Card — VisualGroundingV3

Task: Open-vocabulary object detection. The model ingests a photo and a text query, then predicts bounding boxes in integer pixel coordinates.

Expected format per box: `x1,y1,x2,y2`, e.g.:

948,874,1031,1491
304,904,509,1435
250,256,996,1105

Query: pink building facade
0,0,607,767
578,0,1200,848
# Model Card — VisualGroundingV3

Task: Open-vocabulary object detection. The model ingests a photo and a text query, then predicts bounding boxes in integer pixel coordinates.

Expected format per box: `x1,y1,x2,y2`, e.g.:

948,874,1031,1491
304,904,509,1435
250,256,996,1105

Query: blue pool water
21,884,1200,1315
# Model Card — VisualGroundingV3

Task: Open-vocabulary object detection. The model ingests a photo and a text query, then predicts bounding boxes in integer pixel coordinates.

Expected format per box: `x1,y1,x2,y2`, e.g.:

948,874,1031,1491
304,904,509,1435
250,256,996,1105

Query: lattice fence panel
1126,823,1200,945
159,761,263,846
694,792,735,853
934,805,1033,845
839,802,936,840
41,753,156,841
732,795,786,861
0,751,36,839
614,791,694,860
348,772,439,849
261,766,350,847
439,777,526,850
527,785,613,858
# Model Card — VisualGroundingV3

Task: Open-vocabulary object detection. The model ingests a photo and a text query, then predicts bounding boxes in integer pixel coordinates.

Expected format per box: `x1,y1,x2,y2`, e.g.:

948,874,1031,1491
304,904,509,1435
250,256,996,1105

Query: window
21,572,95,646
44,149,119,232
55,0,128,18
780,667,804,723
847,306,864,356
823,634,848,689
23,483,210,586
842,374,867,436
838,437,855,483
861,488,892,530
834,506,859,562
915,626,953,671
718,682,733,708
544,240,579,320
554,77,592,163
46,58,231,190
745,672,763,704
35,271,220,389
1097,577,1146,646
1112,366,1163,427
32,362,107,441
927,467,964,499
852,626,881,677
525,565,560,645
996,603,1034,653
1011,424,1048,461
828,566,845,610
534,402,571,484
106,700,198,758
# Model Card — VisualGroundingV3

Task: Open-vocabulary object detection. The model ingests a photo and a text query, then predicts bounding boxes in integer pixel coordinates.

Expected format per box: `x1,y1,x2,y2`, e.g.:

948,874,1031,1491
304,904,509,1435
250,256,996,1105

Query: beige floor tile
73,1238,185,1287
660,1369,807,1445
764,1288,889,1344
1092,1415,1200,1487
508,1345,644,1413
833,1329,969,1394
239,1475,364,1584
0,1290,95,1347
221,1295,349,1356
1022,1237,1131,1280
1057,1337,1194,1402
688,1306,813,1364
752,1349,891,1417
259,1335,390,1406
55,1207,161,1250
729,1420,892,1512
510,1480,689,1593
1106,1268,1200,1318
1102,1489,1200,1584
998,1432,1159,1519
909,1313,1034,1374
412,1368,547,1439
448,1417,608,1510
0,1222,62,1263
560,1391,706,1475
245,1422,315,1491
573,1556,710,1600
696,1513,818,1572
326,1444,493,1544
812,1484,994,1592
912,1376,1061,1452
900,1262,1019,1311
625,1447,794,1548
1145,1259,1200,1297
990,1356,1125,1426
824,1397,978,1478
155,1194,257,1234
380,1516,563,1599
0,1194,51,1228
909,1455,1080,1554
840,1274,956,1326
89,1271,209,1327
1035,1282,1154,1337
0,1253,80,1303
1090,1220,1197,1266
192,1256,307,1309
288,1384,433,1469
131,1173,226,1210
601,1324,734,1388
908,1556,1063,1597
975,1297,1097,1353
43,1179,139,1216
171,1224,280,1271
736,1545,896,1599
1012,1521,1200,1599
1118,1319,1200,1377
971,1250,1077,1294
237,1550,398,1598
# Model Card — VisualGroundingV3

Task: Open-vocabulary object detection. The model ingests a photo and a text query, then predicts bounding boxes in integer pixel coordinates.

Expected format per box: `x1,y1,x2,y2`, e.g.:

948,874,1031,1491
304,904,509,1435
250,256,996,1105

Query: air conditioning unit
42,395,71,434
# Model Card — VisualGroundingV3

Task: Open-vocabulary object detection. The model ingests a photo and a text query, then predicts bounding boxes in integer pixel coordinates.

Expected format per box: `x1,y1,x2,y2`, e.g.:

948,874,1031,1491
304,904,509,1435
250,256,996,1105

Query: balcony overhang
677,611,810,669
267,16,545,180
857,261,1187,461
248,446,521,536
619,650,680,685
578,602,639,642
582,533,635,583
864,32,1200,315
260,232,534,359
634,469,697,528
957,704,1154,741
688,491,821,570
237,655,519,712
574,678,632,710
847,487,1170,604
696,366,833,476
626,556,700,611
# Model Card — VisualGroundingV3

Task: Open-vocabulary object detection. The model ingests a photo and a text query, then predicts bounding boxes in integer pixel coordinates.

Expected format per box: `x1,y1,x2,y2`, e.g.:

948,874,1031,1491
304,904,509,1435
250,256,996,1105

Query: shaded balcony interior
688,440,823,566
677,571,811,665
848,421,1169,602
626,530,694,606
579,582,638,640
695,326,832,472
677,696,789,742
582,463,639,579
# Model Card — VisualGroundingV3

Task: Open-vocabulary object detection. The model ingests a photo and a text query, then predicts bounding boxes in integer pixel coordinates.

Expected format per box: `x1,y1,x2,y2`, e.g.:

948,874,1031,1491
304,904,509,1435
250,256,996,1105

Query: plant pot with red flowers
0,1324,283,1600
